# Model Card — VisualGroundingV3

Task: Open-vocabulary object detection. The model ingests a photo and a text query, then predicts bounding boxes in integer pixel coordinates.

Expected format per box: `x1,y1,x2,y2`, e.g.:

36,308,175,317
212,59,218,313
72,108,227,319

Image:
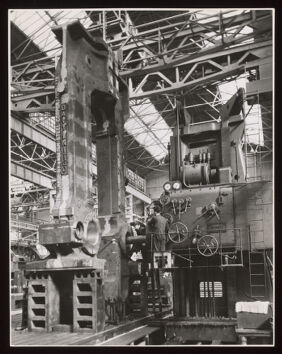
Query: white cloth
235,301,270,314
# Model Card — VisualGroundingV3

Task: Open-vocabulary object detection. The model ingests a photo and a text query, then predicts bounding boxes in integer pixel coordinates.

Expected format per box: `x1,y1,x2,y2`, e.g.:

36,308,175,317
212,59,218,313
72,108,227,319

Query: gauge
163,182,172,192
197,234,219,257
172,181,182,190
168,222,189,243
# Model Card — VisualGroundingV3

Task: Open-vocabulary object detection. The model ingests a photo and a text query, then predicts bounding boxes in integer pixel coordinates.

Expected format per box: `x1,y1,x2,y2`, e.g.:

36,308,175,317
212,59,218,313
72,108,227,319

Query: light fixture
172,181,182,190
163,182,172,192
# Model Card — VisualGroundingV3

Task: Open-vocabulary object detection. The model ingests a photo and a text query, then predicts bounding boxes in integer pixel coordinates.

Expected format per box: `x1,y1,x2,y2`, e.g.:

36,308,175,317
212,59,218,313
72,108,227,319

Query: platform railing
170,228,244,268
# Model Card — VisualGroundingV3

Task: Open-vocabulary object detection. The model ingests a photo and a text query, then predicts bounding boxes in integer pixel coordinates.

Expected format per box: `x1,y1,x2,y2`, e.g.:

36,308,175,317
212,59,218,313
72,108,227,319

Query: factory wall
145,167,169,200
246,154,273,182
132,196,145,218
234,158,273,250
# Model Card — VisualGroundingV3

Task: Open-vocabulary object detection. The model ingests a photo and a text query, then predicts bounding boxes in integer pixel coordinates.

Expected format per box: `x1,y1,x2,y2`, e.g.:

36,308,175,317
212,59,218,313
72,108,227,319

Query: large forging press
25,21,129,332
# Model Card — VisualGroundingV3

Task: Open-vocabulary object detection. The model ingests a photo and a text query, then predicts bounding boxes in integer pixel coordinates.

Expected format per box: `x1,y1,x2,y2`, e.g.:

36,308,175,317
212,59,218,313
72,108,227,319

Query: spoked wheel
197,234,218,256
168,222,189,244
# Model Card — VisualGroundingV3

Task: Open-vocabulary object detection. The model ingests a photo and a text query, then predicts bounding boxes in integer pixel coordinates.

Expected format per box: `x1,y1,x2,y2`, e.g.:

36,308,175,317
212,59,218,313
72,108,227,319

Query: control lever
171,199,177,214
210,203,220,220
184,197,192,212
184,199,189,213
178,199,184,219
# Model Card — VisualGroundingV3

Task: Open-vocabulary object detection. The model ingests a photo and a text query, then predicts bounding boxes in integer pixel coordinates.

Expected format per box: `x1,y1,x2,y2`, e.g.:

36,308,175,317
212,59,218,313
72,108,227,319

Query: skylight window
194,10,253,48
125,97,172,160
10,10,93,58
10,176,33,192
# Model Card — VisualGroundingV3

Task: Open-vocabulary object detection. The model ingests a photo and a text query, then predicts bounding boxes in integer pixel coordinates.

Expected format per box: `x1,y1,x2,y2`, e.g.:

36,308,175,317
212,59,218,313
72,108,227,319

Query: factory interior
9,9,274,346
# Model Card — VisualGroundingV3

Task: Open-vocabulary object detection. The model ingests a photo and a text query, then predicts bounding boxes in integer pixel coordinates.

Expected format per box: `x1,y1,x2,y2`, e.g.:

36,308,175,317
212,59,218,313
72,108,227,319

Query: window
199,281,223,298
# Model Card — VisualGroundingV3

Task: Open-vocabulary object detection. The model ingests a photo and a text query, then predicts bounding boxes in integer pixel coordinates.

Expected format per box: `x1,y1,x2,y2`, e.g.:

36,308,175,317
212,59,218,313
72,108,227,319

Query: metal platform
99,325,160,345
149,317,238,344
236,328,273,345
11,331,93,346
11,311,170,346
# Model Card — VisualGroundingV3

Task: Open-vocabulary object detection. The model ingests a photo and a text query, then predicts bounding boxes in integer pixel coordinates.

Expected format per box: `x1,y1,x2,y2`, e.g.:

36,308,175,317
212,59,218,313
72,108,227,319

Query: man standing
146,205,168,310
146,205,168,252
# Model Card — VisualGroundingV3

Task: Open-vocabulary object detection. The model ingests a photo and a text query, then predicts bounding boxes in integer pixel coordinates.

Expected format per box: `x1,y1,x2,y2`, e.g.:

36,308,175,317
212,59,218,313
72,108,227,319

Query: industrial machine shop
10,9,273,346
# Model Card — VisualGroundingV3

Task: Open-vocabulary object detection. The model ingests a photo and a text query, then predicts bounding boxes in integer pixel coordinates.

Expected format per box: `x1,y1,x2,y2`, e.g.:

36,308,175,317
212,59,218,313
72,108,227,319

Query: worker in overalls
145,205,168,313
146,205,168,267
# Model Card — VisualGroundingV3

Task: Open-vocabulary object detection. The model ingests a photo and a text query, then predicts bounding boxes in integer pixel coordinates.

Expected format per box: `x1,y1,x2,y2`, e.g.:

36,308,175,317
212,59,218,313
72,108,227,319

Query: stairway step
250,254,264,257
251,295,265,298
250,284,265,287
148,295,167,298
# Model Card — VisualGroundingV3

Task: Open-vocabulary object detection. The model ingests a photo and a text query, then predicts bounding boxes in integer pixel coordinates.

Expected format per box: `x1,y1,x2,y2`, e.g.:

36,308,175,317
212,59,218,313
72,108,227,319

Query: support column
27,272,59,332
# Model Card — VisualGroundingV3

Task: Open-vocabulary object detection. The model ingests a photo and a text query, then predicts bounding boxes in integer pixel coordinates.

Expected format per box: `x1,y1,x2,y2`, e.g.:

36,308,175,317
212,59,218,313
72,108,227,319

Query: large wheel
168,222,189,244
197,234,218,256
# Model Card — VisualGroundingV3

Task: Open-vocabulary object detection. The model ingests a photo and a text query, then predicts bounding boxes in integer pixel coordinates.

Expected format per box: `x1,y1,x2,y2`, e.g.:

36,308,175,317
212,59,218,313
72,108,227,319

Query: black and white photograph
9,8,274,346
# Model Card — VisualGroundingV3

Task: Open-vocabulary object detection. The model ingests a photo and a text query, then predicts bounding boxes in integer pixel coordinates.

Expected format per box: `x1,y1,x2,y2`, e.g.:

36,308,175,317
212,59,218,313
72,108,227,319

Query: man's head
135,222,141,230
154,205,162,214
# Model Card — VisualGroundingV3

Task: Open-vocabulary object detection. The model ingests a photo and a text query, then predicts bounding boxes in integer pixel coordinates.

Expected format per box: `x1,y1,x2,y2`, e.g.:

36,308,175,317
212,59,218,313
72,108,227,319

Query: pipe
168,142,171,181
126,235,147,244
176,100,181,179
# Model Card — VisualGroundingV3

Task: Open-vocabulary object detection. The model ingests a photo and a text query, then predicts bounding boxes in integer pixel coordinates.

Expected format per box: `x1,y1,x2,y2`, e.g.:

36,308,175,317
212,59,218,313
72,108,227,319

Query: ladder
128,272,168,315
149,269,163,314
247,187,267,299
128,275,148,316
128,237,171,316
248,247,267,299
